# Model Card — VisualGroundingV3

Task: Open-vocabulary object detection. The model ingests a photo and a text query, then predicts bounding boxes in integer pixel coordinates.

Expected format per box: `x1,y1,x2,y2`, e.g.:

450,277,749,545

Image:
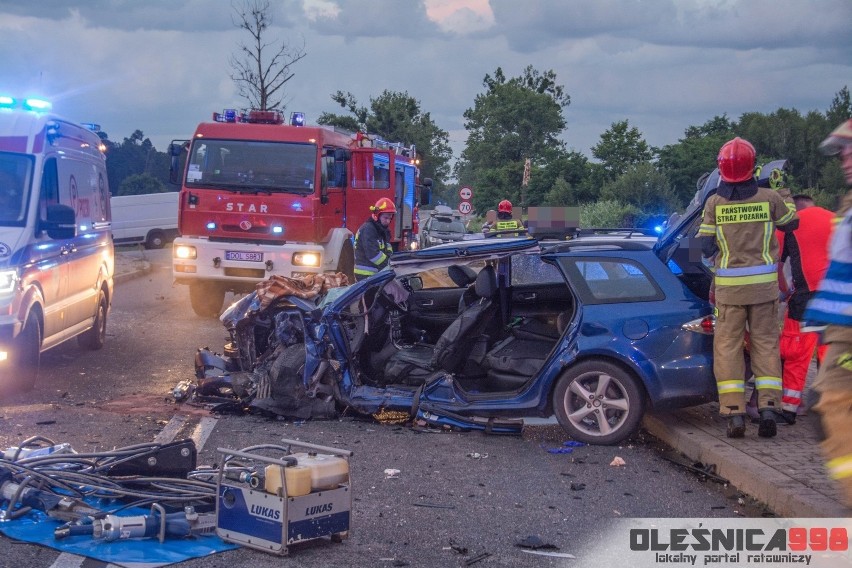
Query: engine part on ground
104,439,197,478
215,440,353,555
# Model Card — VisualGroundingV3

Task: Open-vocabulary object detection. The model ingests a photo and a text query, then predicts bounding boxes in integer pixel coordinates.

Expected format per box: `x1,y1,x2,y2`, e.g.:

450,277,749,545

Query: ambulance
0,96,114,393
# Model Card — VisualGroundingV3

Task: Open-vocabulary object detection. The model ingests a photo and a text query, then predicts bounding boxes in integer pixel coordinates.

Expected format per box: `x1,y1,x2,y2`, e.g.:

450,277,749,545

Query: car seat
383,266,499,384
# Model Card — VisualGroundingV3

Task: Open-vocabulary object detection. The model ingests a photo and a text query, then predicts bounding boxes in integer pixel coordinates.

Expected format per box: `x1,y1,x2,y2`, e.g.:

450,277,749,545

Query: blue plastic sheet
0,505,238,568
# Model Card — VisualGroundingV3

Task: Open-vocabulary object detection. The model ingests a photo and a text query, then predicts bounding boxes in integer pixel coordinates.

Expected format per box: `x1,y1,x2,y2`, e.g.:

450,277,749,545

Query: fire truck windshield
184,139,316,194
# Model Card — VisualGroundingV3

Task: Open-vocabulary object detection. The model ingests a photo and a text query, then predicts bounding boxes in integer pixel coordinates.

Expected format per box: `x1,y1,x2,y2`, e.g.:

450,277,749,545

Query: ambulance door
59,154,107,335
31,157,69,345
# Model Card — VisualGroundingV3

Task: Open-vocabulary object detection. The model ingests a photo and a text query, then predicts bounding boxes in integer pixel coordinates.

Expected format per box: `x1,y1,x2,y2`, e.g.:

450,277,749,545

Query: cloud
0,0,848,163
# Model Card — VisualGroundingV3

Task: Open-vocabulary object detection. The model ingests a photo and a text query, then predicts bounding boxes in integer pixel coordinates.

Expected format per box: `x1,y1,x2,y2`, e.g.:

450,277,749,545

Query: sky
0,0,850,174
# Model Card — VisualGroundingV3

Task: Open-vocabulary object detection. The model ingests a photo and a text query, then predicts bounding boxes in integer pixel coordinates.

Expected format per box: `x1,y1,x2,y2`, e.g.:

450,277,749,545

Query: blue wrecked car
196,173,721,445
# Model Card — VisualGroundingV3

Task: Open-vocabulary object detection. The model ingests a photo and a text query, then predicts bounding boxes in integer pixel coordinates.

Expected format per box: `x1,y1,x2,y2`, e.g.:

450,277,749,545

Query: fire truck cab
171,109,431,317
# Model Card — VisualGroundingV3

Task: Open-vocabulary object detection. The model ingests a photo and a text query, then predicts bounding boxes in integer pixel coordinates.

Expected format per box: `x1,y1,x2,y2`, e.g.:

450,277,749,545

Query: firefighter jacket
698,183,798,305
354,217,393,279
776,205,835,320
488,213,524,237
805,201,852,335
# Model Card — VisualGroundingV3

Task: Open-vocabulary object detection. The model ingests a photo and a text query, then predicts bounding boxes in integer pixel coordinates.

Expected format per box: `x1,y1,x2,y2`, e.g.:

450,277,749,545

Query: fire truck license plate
225,251,264,262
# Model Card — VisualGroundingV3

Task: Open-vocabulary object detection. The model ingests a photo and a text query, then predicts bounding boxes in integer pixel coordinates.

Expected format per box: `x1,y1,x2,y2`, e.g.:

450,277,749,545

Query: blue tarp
0,505,238,568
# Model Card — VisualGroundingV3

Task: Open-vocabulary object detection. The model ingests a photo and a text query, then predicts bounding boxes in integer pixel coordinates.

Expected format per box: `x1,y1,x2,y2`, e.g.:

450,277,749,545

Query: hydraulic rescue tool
215,439,353,555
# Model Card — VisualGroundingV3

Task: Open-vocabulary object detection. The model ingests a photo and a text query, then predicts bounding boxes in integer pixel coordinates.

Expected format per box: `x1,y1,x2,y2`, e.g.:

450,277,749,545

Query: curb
642,412,848,518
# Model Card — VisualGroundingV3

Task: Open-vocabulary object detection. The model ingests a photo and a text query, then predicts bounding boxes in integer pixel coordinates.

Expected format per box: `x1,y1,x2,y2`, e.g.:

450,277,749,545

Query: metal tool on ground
54,504,217,543
215,440,353,555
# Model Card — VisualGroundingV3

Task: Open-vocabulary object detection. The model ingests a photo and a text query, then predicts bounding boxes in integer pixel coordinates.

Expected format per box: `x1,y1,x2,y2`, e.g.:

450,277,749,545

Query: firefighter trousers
813,337,852,509
714,301,782,416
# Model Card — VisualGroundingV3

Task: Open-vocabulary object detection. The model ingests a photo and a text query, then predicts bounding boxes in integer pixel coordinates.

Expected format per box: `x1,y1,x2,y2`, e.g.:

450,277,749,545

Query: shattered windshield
185,139,317,194
0,152,32,227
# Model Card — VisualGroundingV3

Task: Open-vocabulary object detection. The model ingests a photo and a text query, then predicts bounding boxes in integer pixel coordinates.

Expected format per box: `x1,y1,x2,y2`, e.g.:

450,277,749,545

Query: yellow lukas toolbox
215,440,353,555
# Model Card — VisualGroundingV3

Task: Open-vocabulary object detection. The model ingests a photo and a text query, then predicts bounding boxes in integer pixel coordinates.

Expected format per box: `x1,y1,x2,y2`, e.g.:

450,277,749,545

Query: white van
0,97,114,393
110,192,179,248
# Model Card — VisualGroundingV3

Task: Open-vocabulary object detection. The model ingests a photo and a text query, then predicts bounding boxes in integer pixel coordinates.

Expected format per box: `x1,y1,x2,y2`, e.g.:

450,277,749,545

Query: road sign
458,201,472,215
459,186,473,200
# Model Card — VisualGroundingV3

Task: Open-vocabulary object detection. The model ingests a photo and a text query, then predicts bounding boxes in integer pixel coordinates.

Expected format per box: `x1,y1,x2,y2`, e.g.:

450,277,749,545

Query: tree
229,0,306,111
317,90,453,189
657,115,735,208
105,130,164,195
591,120,652,182
580,199,639,228
600,163,678,218
117,173,167,196
456,66,570,211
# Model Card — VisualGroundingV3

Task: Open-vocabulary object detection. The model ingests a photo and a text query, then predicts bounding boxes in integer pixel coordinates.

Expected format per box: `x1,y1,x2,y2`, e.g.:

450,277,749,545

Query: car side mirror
42,204,76,239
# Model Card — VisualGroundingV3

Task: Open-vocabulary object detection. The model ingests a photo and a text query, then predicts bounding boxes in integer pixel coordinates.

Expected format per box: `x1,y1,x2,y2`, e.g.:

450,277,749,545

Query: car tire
189,282,226,318
553,360,645,445
145,230,166,249
1,314,41,395
78,290,108,350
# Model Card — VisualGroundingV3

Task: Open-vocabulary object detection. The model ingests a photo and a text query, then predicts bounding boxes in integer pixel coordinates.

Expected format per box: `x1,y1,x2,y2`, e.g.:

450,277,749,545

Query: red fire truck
169,109,432,317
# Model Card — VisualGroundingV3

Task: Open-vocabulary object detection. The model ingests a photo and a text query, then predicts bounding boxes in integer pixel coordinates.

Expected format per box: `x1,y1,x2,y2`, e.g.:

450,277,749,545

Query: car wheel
553,360,645,445
145,230,166,249
1,314,41,395
189,282,226,318
78,290,108,350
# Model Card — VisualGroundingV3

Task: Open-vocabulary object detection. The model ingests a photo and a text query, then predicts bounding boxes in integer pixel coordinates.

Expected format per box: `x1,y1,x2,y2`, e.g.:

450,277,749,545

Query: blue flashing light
79,224,89,231
206,222,216,230
654,225,664,234
0,96,15,108
667,259,683,275
272,226,283,234
224,109,237,122
291,202,303,212
290,112,305,126
24,98,52,111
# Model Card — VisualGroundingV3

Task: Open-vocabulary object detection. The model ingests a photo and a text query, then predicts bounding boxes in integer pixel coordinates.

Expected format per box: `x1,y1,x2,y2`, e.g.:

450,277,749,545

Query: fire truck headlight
174,245,197,260
293,252,320,267
0,269,18,295
272,225,283,234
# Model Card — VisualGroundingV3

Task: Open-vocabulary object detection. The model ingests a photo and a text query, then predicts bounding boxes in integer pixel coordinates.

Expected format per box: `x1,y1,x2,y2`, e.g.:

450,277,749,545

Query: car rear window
558,257,663,304
430,217,465,233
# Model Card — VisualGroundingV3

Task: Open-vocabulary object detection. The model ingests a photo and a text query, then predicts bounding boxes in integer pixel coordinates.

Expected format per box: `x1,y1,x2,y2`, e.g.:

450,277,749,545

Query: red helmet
370,197,396,215
498,199,513,214
717,137,756,183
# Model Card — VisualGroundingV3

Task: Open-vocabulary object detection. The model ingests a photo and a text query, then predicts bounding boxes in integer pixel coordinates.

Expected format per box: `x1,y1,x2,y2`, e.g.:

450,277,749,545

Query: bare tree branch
228,0,306,111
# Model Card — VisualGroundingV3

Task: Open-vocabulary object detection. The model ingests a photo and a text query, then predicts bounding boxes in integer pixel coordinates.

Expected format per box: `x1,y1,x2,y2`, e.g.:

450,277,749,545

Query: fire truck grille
222,224,269,234
224,267,266,279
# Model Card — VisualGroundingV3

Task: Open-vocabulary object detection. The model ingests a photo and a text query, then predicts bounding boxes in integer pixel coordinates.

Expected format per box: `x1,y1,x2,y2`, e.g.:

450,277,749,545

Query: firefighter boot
758,410,778,438
726,415,746,438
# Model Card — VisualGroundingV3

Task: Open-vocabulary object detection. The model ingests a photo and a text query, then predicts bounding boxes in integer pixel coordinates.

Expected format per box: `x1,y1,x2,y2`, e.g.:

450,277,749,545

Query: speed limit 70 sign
458,201,472,215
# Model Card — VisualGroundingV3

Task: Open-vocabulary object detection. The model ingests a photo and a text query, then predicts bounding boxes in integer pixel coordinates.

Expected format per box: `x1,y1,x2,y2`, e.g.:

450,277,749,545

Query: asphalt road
0,248,770,568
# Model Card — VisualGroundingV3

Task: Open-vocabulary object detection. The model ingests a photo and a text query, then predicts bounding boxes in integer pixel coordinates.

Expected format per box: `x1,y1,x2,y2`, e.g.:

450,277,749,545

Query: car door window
511,253,564,285
558,257,663,304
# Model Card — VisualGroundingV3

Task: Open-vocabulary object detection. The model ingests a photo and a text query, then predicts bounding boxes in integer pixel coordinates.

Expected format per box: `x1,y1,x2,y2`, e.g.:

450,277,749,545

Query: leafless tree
229,0,306,111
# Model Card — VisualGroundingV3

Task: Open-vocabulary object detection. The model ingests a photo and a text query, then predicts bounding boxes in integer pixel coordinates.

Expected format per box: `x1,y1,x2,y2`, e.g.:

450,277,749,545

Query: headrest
447,264,477,287
474,265,497,299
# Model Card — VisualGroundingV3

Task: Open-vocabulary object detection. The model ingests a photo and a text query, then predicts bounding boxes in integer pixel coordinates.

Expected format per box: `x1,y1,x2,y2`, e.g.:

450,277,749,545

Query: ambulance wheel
553,360,645,446
78,290,108,350
337,241,355,285
145,230,166,249
190,283,225,318
3,314,41,394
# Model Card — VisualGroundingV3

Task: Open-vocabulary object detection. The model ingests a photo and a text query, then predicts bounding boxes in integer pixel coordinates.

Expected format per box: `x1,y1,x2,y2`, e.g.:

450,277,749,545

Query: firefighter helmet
820,119,852,156
717,137,756,183
370,197,396,215
498,199,513,214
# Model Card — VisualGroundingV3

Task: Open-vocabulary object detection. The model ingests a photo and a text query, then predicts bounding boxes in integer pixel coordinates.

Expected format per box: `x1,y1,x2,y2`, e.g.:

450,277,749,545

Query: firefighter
803,118,852,508
775,194,834,423
354,197,396,281
698,137,798,439
488,200,524,237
